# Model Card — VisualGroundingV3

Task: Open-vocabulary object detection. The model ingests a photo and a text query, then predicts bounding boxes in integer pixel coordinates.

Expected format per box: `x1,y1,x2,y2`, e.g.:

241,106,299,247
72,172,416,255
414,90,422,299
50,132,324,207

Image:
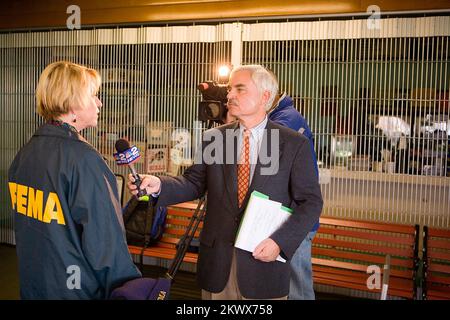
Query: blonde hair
229,64,279,111
36,61,101,121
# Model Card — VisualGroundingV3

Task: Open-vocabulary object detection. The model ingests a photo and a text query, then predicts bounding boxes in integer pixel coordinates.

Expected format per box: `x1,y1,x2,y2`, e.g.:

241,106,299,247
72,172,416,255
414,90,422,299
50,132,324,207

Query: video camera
197,81,228,125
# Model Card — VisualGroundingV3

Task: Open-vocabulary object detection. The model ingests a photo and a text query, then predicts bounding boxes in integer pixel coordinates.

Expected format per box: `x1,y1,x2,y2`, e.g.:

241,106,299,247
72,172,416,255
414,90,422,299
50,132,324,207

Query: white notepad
235,191,292,263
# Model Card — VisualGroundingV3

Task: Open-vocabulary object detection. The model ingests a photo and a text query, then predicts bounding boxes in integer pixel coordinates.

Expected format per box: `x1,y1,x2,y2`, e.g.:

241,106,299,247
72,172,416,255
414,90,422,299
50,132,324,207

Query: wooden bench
312,217,420,299
128,202,420,299
423,226,450,300
128,201,203,265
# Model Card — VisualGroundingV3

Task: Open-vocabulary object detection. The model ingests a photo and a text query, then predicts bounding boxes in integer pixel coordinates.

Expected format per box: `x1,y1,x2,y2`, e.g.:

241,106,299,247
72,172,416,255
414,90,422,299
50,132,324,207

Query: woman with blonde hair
8,61,141,299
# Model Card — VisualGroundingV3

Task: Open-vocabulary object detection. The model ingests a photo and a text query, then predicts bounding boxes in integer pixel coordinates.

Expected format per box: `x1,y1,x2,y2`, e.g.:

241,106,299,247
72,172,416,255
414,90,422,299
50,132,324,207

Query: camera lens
206,103,220,118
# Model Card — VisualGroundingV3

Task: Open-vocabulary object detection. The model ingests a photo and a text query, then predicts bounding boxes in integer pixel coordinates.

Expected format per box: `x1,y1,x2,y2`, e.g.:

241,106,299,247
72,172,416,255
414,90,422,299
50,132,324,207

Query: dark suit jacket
157,120,323,299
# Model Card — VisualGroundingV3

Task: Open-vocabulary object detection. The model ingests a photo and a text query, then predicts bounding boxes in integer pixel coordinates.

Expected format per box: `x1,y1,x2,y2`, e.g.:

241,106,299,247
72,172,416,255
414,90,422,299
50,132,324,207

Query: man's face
226,70,266,120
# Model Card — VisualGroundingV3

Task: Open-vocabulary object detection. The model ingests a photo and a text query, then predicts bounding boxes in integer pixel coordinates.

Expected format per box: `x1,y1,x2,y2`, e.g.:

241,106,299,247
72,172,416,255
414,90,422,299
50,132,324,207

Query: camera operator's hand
127,174,161,196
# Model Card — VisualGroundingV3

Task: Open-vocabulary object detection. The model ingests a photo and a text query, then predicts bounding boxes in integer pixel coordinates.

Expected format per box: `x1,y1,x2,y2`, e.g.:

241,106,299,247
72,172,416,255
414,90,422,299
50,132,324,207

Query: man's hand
127,174,161,196
252,238,281,262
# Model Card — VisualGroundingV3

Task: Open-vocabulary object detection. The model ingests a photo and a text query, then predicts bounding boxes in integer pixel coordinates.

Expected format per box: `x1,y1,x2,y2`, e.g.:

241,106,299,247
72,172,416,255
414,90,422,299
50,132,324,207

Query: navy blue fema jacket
8,123,140,299
269,93,320,231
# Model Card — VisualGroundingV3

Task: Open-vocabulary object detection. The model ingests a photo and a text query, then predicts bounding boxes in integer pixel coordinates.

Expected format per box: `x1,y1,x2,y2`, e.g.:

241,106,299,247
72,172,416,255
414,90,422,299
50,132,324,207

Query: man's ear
260,90,271,108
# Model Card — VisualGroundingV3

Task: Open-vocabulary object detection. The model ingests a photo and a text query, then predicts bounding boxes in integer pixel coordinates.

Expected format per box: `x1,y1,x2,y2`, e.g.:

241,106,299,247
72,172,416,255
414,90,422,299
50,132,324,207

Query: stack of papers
235,191,292,263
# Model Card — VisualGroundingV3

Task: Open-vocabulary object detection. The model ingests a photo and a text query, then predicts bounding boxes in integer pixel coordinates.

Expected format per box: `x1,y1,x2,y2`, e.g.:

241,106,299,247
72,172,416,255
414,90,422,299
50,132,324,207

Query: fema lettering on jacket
8,182,66,225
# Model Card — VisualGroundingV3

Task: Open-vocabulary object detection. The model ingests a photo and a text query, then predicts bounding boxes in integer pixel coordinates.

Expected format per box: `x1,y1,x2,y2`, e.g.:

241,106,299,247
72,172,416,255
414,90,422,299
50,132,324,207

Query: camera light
218,65,230,79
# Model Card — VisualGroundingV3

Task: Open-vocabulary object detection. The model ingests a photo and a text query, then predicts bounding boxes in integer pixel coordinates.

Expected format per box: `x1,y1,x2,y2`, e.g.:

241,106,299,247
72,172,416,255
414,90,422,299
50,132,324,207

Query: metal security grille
242,18,450,229
1,17,449,245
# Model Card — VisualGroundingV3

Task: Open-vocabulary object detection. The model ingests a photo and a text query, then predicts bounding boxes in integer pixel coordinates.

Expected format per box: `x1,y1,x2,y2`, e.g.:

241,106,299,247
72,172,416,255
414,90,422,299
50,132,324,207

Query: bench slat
312,257,412,279
312,247,414,269
319,217,416,234
426,285,450,299
168,202,200,210
312,275,413,299
167,210,196,218
427,239,450,250
428,275,450,285
428,263,450,275
313,265,412,286
428,228,450,238
428,250,450,261
317,226,415,245
163,228,201,237
165,217,204,228
427,293,450,300
313,269,413,291
314,237,414,258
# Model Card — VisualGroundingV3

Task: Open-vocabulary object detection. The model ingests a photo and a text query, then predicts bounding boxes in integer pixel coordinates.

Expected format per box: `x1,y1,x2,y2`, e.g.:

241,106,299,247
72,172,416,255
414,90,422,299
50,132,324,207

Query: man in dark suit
128,64,323,299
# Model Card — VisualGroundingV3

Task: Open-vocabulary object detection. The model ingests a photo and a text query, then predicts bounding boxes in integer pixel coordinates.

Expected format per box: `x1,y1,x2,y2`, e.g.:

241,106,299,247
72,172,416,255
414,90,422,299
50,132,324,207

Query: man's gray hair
230,65,279,111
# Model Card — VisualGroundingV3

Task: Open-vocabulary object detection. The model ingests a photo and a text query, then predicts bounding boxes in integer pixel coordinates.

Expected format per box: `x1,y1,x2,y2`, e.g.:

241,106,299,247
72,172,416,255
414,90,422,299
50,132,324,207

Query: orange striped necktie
237,129,250,207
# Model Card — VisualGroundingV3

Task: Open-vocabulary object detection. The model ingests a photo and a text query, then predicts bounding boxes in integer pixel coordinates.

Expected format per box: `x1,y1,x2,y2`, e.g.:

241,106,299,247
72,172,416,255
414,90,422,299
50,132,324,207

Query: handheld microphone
114,138,147,197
